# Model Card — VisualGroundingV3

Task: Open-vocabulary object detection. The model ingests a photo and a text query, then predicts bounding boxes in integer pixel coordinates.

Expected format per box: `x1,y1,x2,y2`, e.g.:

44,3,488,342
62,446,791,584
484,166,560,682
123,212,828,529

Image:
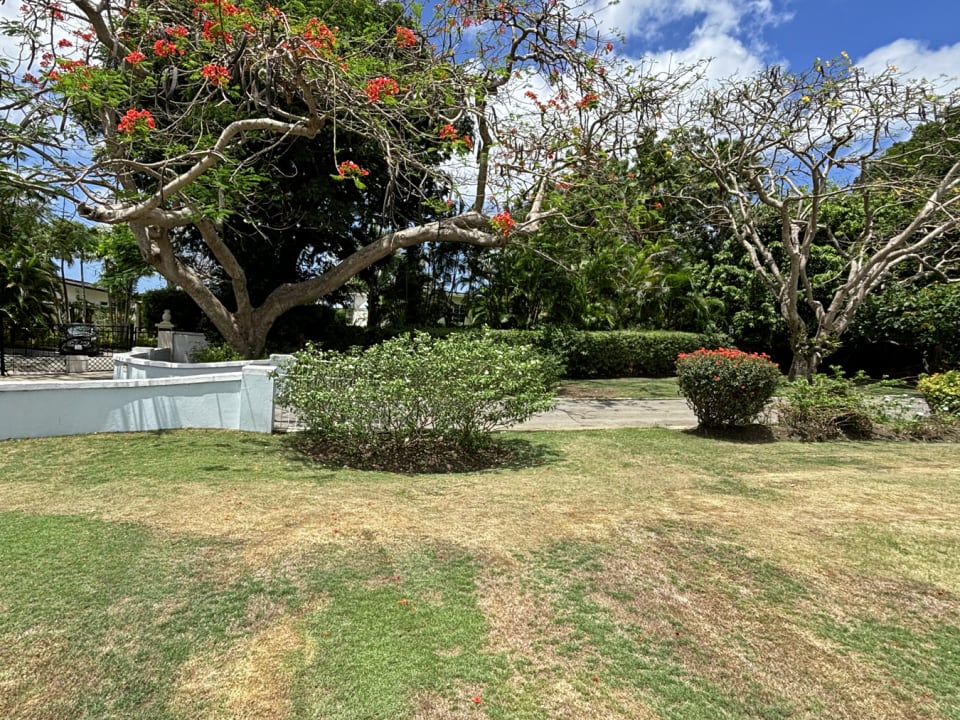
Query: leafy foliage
917,371,960,416
190,342,242,363
777,371,879,441
470,151,719,332
487,328,725,378
676,347,781,427
852,283,960,372
0,189,59,357
275,331,558,460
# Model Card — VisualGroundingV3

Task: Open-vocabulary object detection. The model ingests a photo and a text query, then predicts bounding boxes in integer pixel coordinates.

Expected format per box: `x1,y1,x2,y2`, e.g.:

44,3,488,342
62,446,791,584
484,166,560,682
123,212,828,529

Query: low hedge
488,328,727,378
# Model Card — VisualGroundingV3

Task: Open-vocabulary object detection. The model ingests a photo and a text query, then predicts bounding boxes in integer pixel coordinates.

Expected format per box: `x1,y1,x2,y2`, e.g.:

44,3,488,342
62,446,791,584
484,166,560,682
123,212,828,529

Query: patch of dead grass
408,682,487,719
583,524,943,719
0,637,92,720
174,598,326,720
477,563,662,720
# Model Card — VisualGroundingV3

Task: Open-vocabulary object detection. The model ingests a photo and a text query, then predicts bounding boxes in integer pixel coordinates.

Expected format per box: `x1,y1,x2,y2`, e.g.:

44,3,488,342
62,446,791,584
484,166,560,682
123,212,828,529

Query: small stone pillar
65,356,89,373
156,309,175,351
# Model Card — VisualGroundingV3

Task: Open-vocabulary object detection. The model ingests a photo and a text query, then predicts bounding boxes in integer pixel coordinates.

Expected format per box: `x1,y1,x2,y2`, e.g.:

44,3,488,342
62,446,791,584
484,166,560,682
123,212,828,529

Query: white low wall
113,348,275,380
0,360,277,440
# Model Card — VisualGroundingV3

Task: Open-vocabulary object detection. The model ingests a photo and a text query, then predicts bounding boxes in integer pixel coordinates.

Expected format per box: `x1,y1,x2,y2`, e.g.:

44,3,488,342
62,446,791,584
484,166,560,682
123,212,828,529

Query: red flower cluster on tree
438,123,473,150
337,160,369,178
200,63,230,86
490,210,516,236
117,108,156,135
394,26,417,48
574,92,599,109
365,76,400,102
303,18,336,53
124,50,146,65
153,39,182,58
200,19,232,44
192,0,243,18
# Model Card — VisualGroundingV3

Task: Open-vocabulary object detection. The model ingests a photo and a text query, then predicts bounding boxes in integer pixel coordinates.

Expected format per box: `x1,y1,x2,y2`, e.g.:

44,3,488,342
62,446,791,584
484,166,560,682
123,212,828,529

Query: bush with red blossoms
675,347,781,428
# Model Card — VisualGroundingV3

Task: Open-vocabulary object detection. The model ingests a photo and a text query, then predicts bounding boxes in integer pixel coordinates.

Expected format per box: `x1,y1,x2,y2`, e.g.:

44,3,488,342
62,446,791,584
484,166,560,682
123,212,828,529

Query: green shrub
275,331,558,449
675,347,781,428
485,329,726,378
190,342,242,363
917,371,960,415
777,371,877,441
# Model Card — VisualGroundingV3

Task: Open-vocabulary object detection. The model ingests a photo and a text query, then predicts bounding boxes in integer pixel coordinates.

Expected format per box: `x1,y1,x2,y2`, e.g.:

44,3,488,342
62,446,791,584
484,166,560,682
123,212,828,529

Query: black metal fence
1,324,155,375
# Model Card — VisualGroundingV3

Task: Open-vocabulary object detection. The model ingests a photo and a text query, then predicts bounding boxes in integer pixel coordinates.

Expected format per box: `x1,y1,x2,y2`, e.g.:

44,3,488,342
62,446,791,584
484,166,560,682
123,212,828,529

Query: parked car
59,324,101,356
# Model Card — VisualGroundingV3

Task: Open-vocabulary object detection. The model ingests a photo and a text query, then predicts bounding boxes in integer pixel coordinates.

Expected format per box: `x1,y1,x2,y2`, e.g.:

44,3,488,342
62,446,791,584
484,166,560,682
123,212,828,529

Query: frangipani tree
6,0,683,356
674,56,960,379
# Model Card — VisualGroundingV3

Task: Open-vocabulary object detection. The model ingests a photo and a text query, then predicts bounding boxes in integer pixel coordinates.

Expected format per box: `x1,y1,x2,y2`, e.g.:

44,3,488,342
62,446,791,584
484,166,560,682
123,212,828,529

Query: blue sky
603,0,959,84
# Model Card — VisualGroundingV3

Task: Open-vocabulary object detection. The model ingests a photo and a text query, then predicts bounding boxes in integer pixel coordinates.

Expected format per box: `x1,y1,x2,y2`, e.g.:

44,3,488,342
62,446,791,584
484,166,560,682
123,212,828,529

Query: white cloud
590,0,791,87
642,33,766,83
597,0,786,42
857,39,960,92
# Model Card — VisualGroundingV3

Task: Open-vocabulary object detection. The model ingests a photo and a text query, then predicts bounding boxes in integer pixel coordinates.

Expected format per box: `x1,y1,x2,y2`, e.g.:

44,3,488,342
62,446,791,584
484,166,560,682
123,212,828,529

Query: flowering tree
674,57,960,380
5,0,683,356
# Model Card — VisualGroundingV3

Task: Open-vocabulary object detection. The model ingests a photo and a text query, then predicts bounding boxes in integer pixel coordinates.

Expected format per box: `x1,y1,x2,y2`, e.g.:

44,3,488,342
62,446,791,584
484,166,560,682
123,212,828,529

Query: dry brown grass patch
0,637,94,720
408,682,487,719
174,598,325,720
586,524,940,719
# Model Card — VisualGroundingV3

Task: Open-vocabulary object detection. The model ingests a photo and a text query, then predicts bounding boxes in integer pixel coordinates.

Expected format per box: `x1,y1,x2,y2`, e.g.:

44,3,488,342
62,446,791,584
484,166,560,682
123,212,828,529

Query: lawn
2,428,959,719
559,376,682,399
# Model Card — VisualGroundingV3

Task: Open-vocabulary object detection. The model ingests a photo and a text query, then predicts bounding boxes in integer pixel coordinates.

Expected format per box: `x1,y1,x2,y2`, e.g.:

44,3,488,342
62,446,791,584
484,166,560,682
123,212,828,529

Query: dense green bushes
275,331,558,452
675,347,782,428
487,328,725,378
917,371,960,416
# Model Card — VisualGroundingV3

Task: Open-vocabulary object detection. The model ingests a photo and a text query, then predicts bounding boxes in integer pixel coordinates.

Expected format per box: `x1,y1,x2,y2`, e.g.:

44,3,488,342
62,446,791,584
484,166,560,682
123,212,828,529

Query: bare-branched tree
675,57,960,379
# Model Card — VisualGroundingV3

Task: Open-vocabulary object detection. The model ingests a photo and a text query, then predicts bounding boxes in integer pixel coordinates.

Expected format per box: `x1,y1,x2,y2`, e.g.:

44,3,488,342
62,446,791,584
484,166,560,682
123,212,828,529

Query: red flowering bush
675,347,781,427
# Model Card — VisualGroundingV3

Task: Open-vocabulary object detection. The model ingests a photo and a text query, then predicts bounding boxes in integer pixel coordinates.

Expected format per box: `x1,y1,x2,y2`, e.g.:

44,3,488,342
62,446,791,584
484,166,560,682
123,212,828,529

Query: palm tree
0,195,59,375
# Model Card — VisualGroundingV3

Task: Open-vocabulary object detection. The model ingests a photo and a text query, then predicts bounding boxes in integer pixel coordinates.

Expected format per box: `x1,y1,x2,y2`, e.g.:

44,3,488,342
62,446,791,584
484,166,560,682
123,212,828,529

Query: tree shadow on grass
280,433,562,474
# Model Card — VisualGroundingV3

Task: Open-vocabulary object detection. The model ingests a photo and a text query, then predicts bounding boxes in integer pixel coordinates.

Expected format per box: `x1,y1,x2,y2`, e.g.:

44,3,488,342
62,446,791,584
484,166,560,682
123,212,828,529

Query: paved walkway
511,398,696,431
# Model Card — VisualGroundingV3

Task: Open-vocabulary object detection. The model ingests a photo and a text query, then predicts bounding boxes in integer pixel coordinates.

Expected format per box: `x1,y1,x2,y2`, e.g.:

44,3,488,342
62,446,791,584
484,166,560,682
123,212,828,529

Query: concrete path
512,398,697,431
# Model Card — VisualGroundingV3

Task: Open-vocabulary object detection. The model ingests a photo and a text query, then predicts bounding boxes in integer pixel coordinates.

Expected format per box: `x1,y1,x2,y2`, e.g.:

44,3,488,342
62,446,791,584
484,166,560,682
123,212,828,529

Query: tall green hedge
486,328,727,378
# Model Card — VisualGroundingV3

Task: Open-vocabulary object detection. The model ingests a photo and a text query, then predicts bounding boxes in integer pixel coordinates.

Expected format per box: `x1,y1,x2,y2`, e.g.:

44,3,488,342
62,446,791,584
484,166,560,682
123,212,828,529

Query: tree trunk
788,346,822,382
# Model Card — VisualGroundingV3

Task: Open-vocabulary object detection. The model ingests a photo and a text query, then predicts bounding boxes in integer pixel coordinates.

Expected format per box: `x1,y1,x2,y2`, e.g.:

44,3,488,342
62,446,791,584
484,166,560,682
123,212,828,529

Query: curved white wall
0,361,277,440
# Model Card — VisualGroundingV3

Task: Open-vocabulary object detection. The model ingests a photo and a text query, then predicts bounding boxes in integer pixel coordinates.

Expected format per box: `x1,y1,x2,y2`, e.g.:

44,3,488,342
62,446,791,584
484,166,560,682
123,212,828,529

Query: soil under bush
284,433,558,473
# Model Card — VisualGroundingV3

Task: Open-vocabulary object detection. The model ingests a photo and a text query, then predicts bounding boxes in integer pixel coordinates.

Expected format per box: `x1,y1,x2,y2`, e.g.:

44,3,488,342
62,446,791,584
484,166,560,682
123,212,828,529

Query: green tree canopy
7,0,687,356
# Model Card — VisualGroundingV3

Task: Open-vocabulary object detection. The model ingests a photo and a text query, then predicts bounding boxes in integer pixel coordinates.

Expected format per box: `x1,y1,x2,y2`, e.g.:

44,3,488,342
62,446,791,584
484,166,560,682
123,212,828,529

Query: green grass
559,376,681,399
2,428,960,719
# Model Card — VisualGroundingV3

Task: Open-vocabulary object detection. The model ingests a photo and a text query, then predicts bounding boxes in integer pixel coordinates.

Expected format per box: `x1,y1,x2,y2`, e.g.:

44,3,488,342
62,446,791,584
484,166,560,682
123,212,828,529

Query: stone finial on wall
156,309,175,350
